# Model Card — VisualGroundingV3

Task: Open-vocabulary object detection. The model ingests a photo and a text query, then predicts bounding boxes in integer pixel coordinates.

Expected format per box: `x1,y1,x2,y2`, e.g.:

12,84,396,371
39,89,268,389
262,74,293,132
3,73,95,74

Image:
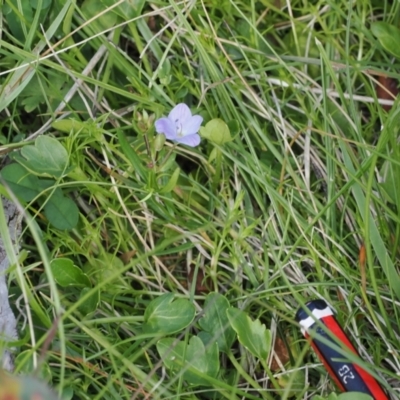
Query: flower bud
154,133,166,151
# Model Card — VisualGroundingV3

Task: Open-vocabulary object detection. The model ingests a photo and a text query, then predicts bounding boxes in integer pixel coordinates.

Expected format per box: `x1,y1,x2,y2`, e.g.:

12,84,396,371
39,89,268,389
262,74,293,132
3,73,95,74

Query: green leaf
44,195,79,231
38,179,59,192
143,293,196,335
371,22,400,58
82,0,118,31
199,118,232,145
4,1,34,42
60,386,74,400
157,336,219,386
197,331,213,346
18,136,69,178
227,119,240,136
337,394,373,400
198,293,236,353
175,87,188,99
83,251,124,287
19,76,47,112
159,167,180,193
0,163,41,201
21,95,44,113
226,307,271,360
50,258,91,287
52,119,88,134
78,287,100,315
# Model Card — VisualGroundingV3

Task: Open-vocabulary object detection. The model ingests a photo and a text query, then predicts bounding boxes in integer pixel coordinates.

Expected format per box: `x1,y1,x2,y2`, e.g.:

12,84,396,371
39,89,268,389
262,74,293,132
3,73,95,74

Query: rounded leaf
50,258,91,287
20,136,69,178
143,293,195,335
0,163,41,201
198,293,236,353
52,119,88,134
371,22,400,58
226,307,271,360
78,287,100,315
157,336,219,386
82,0,118,30
199,118,232,145
44,195,79,231
227,119,240,136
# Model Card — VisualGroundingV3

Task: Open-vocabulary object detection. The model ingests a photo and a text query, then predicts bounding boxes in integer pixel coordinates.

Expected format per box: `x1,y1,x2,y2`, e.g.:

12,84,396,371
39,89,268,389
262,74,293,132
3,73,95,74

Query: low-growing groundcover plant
0,0,399,399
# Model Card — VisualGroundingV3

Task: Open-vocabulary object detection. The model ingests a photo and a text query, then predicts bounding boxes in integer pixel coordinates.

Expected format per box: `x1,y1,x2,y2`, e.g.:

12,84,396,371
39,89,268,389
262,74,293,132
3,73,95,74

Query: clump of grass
0,0,399,399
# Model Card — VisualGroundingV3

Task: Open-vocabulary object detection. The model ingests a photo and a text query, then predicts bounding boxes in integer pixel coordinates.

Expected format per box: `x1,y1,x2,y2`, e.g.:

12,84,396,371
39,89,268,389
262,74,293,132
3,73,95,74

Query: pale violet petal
168,103,191,125
181,115,203,135
174,133,201,147
155,117,177,140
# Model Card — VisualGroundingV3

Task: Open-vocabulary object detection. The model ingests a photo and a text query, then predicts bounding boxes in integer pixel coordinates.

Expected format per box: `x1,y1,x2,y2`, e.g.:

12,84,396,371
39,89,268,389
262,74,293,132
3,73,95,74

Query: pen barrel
296,300,389,400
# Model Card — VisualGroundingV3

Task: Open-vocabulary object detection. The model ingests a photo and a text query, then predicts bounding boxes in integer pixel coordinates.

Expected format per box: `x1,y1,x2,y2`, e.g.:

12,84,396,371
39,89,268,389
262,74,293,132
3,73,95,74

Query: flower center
175,119,184,137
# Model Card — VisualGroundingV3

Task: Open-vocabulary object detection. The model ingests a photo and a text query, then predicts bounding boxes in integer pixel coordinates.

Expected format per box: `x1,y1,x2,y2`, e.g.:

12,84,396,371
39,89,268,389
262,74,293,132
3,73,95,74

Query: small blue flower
155,103,203,147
